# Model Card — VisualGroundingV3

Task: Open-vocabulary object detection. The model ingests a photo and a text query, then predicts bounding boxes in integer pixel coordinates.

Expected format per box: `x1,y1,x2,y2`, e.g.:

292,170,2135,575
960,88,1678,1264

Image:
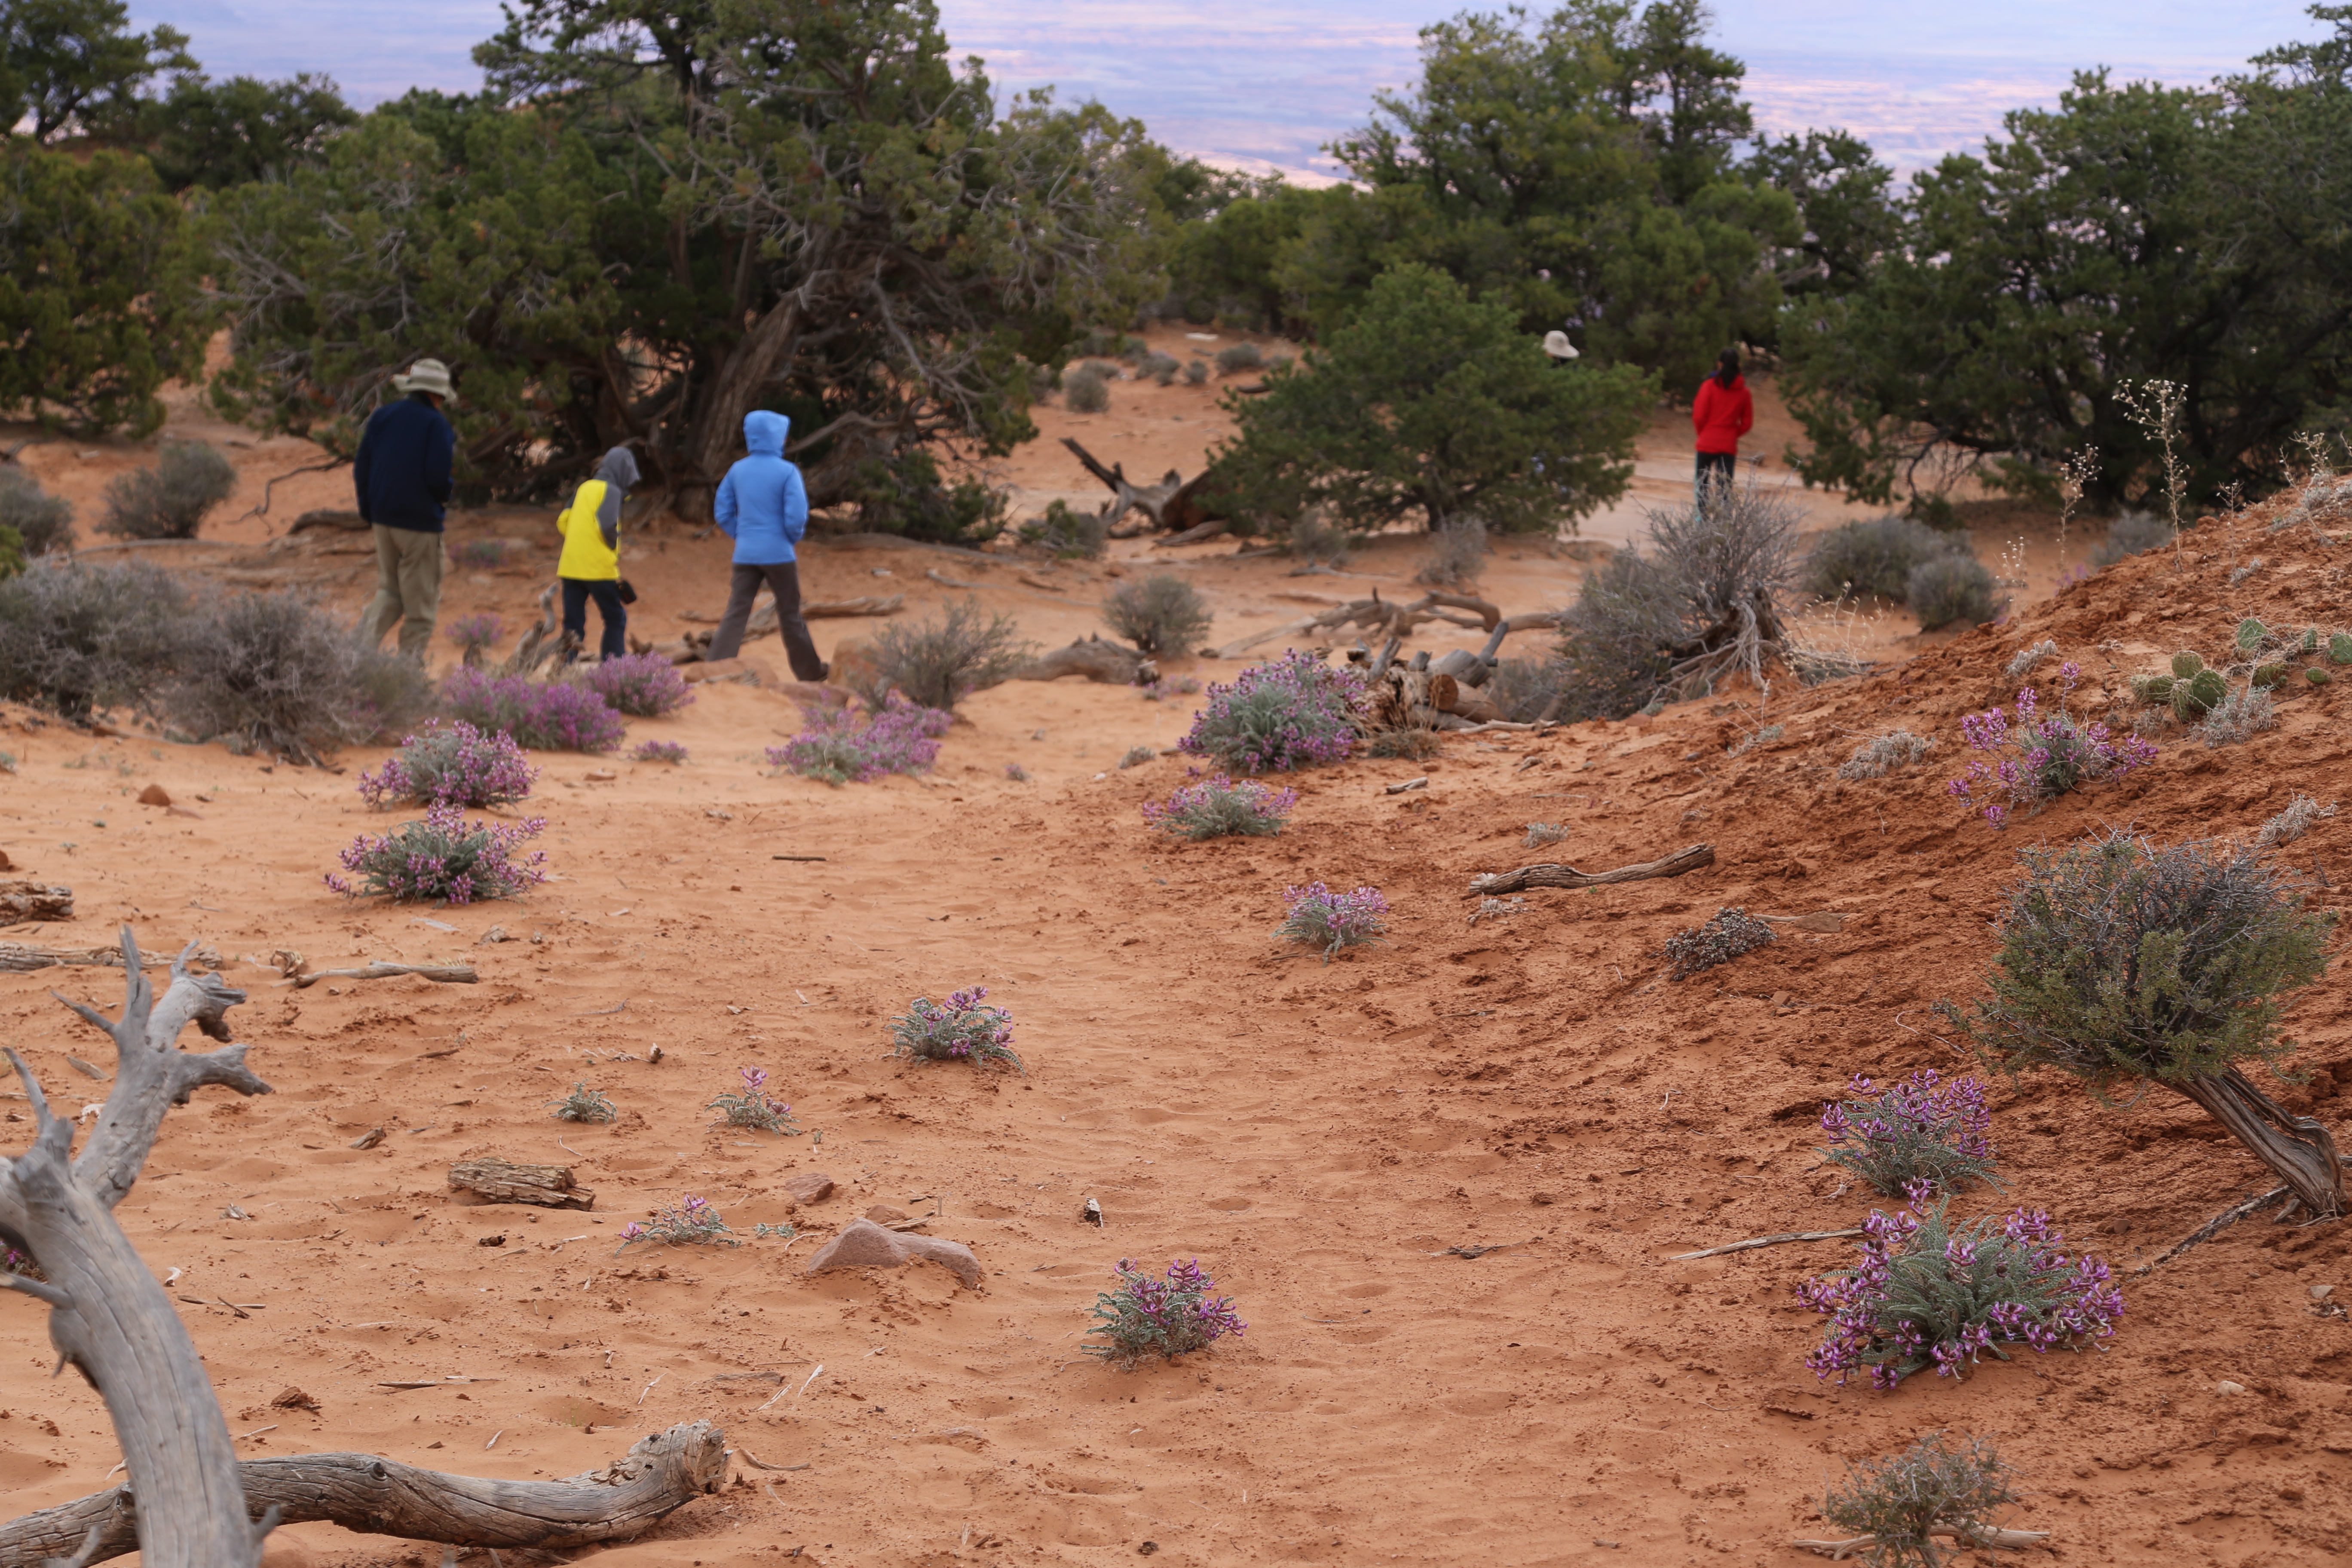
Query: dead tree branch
290,962,477,990
0,929,276,1567
1668,1228,1864,1262
2133,1184,2291,1275
1470,844,1716,895
0,1422,725,1565
0,941,218,974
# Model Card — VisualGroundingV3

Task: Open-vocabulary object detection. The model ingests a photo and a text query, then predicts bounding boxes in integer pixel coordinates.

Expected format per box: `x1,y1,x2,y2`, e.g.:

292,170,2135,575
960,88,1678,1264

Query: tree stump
448,1156,596,1210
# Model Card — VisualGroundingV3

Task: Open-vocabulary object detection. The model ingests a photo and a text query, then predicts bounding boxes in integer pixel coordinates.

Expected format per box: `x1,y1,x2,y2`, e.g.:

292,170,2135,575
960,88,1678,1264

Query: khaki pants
358,525,446,660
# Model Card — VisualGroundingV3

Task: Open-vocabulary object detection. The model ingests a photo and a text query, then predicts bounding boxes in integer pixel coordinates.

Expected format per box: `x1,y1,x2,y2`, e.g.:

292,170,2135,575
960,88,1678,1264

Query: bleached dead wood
0,940,218,974
1795,1524,2049,1559
1016,636,1158,686
1212,591,1504,660
0,929,278,1567
1470,844,1716,895
290,961,477,990
1060,438,1187,534
494,584,564,677
448,1155,595,1210
2133,1184,2291,1275
1668,1227,1865,1261
0,880,72,921
0,1422,726,1565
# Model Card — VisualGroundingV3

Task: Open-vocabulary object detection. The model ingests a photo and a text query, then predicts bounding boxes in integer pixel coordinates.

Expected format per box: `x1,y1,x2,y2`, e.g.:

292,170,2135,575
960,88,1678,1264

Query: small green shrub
551,1083,617,1123
1816,1433,2027,1568
1102,573,1212,655
1804,514,1969,602
867,599,1033,711
1215,342,1263,375
1142,351,1180,385
1369,726,1441,760
1021,499,1109,558
1182,359,1209,386
1905,554,2000,630
1063,363,1111,413
0,469,74,556
1663,907,1773,979
101,441,237,540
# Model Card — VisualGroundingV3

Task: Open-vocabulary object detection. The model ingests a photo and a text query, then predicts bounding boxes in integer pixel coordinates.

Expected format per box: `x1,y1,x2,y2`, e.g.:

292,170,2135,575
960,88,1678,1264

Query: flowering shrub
357,720,539,809
441,667,626,753
1948,665,2156,827
550,1082,617,1123
1663,906,1773,979
2,1246,43,1281
633,739,689,764
443,613,503,663
891,987,1023,1072
1004,762,1029,781
1084,1258,1246,1368
572,652,694,718
1820,1071,2000,1197
617,1194,737,1252
767,696,952,784
1142,777,1297,840
1276,882,1388,962
325,804,548,903
1800,1186,2123,1390
707,1067,801,1133
1179,650,1364,774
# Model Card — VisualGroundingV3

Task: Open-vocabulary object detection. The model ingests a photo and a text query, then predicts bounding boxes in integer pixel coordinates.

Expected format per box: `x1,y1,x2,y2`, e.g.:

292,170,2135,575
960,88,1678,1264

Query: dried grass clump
1063,364,1111,413
1838,729,1933,781
0,558,188,720
1369,726,1441,760
2251,793,2336,851
1663,906,1774,980
1415,520,1487,588
101,441,237,540
1807,1433,2028,1566
2003,639,2058,680
2196,683,2277,748
172,591,431,762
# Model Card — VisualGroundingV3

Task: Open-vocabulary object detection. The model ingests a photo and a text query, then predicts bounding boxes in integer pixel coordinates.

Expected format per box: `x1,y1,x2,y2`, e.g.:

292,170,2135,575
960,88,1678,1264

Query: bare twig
292,962,477,990
2134,1185,2291,1275
1668,1228,1865,1262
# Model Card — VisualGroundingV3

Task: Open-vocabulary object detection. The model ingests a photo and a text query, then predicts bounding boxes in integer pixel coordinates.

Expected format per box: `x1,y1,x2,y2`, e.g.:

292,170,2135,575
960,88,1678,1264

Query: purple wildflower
1948,673,2157,827
571,652,695,718
890,987,1023,1073
1276,882,1388,962
325,803,548,904
357,720,539,809
1819,1070,2000,1196
1085,1258,1247,1367
633,739,689,764
1179,650,1365,774
768,695,952,785
707,1066,800,1133
441,667,627,753
1142,776,1298,840
616,1194,738,1252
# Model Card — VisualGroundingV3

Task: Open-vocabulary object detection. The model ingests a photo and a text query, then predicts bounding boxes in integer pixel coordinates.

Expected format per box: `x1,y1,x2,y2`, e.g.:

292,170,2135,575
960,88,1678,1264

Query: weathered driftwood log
0,880,72,921
1214,591,1503,660
1016,636,1159,686
1470,843,1716,895
494,584,564,678
291,961,477,990
0,931,278,1568
0,1422,727,1566
2170,1068,2344,1219
0,940,217,974
1795,1524,2049,1559
449,1156,596,1210
679,594,903,629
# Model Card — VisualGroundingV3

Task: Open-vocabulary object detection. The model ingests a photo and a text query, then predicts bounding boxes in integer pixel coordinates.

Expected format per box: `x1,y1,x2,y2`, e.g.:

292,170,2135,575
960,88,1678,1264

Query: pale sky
132,1,2331,178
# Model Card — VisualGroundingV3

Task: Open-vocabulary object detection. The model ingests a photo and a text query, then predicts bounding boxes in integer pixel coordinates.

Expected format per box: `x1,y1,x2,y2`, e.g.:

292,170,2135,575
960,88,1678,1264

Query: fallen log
1469,843,1716,895
1795,1524,2049,1560
1061,438,1187,533
449,1155,596,1210
291,962,477,990
0,1422,726,1565
1016,636,1158,686
0,940,219,973
0,879,72,921
1214,590,1504,659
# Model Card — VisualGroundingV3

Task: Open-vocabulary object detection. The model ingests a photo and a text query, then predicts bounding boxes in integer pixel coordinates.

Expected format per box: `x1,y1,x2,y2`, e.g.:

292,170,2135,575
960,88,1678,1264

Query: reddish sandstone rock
806,1218,983,1288
783,1173,836,1204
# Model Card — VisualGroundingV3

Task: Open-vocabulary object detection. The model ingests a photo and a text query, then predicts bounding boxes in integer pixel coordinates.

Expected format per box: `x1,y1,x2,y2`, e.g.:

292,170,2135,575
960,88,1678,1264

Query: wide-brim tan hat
1542,330,1580,360
393,357,456,400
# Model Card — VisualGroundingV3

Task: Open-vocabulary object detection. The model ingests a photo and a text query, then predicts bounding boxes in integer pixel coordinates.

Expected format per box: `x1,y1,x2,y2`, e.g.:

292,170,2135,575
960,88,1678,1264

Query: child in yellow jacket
555,446,640,661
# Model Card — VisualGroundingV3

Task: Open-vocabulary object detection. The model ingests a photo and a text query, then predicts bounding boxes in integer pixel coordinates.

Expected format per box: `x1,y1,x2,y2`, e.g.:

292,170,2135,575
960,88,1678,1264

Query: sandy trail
0,377,2344,1568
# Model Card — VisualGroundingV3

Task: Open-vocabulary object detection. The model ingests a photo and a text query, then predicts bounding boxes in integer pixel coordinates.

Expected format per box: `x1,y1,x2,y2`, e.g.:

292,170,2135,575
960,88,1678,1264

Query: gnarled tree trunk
2171,1066,2345,1219
0,932,277,1568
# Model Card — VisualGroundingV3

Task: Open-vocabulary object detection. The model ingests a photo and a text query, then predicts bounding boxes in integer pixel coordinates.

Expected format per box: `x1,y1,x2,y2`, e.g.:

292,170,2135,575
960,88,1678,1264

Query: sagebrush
0,558,188,720
0,469,74,556
170,590,429,762
1906,553,2001,630
867,598,1032,711
1102,573,1212,655
1804,514,1971,603
101,441,237,540
1817,1433,2025,1568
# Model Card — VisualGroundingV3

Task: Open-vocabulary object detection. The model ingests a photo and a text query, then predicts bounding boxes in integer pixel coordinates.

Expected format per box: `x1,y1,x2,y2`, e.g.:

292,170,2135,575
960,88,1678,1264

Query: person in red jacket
1691,348,1753,510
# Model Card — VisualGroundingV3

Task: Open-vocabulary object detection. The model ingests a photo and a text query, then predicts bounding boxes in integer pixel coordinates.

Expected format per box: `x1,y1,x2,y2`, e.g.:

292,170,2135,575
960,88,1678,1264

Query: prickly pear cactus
2253,662,2288,689
2307,667,2334,686
2332,631,2352,666
2171,650,2206,680
2303,626,2321,654
2235,618,2267,654
2143,674,2175,702
2189,668,2227,710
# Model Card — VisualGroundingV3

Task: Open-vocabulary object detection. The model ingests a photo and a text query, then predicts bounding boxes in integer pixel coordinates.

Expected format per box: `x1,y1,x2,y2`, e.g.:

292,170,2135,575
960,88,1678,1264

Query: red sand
0,389,2346,1568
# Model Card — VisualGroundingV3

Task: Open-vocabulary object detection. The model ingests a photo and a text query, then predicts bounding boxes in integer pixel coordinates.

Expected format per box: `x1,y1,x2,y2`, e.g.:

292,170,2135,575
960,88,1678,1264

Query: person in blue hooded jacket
706,410,827,680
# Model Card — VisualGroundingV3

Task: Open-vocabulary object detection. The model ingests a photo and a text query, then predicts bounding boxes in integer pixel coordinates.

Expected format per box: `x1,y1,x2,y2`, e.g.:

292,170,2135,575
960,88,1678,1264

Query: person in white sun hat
354,357,458,659
1542,329,1580,361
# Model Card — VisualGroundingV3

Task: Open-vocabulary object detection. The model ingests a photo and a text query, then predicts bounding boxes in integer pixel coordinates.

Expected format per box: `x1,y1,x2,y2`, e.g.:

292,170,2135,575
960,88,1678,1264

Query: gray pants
708,561,826,680
357,525,446,660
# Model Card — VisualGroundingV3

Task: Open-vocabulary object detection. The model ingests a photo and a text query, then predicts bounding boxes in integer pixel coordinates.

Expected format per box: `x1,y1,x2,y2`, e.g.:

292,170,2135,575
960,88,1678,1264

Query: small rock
783,1173,836,1204
805,1217,983,1288
137,783,172,807
478,1234,505,1248
2217,1380,2249,1396
2311,1284,2335,1302
1138,1544,1158,1557
863,1204,911,1225
584,768,616,782
478,925,511,945
269,1387,321,1411
0,851,15,871
1531,1191,1559,1206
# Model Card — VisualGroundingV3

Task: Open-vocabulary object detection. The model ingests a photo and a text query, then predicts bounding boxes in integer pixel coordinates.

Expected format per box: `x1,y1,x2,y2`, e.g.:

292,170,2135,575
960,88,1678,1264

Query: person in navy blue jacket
705,410,828,681
353,357,458,659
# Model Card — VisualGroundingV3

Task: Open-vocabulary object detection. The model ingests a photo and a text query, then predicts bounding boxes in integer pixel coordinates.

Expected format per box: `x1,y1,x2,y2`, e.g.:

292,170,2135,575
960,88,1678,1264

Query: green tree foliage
147,71,355,191
209,0,1162,517
1743,129,1897,331
1780,34,2352,511
1176,3,1796,394
0,0,192,143
1210,264,1651,535
0,144,206,433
